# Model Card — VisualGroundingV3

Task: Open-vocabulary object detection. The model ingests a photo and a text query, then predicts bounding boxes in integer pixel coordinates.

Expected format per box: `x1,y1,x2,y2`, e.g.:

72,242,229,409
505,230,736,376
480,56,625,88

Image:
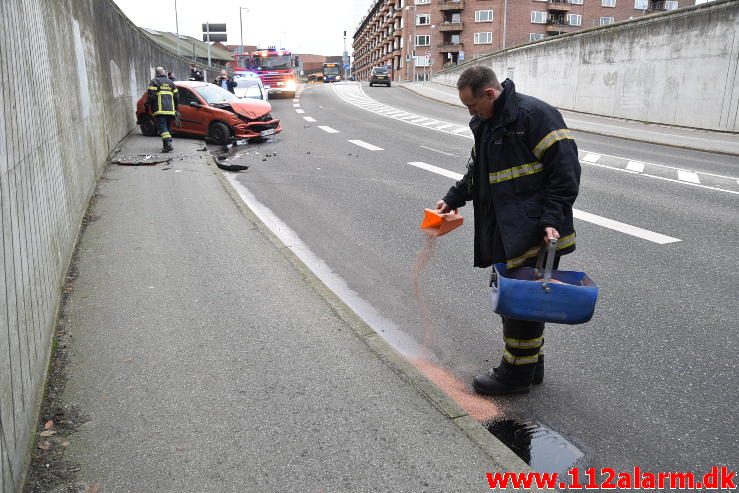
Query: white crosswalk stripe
626,160,645,173
677,170,700,184
330,83,474,139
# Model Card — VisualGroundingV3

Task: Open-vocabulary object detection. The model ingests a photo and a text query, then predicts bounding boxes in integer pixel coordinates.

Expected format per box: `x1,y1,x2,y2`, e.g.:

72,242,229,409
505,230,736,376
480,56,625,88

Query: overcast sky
112,0,376,56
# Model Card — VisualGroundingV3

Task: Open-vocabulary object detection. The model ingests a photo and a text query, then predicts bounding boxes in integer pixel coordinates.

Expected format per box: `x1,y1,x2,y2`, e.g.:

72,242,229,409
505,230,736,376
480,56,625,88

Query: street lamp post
405,5,416,81
503,0,508,49
239,7,248,55
429,24,435,80
175,0,180,56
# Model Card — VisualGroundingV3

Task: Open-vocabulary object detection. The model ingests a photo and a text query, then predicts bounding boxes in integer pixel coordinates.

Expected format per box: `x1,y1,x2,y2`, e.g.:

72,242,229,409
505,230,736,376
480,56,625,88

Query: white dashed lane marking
303,117,317,122
318,126,339,133
408,161,463,180
420,145,455,157
295,109,305,114
348,140,384,151
408,161,681,244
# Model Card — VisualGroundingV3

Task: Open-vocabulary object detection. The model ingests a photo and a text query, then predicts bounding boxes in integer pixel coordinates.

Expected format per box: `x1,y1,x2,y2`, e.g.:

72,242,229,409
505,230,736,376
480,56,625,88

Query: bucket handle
535,238,558,282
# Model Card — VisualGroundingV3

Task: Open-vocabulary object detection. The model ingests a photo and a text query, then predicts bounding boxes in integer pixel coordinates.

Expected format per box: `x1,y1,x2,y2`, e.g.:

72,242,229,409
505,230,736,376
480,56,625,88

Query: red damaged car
136,80,281,145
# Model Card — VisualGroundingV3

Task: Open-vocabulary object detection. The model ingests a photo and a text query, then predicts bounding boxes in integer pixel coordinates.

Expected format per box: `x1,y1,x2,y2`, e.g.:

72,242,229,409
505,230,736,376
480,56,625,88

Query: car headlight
285,80,297,91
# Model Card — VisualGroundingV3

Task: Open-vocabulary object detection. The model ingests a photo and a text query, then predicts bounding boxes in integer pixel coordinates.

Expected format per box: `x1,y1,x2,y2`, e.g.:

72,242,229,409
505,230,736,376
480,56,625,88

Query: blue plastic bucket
489,241,599,325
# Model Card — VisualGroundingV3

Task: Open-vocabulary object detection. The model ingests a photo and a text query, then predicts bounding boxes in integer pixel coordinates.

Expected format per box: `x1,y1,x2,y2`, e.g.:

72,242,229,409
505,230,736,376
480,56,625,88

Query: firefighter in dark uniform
436,66,581,395
147,67,179,153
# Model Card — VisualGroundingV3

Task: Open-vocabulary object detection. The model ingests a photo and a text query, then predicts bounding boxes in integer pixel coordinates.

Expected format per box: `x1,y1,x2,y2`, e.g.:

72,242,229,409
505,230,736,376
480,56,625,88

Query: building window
602,0,616,6
531,11,548,24
567,13,582,25
634,0,648,8
416,35,430,46
415,0,430,4
571,0,583,4
473,32,493,44
414,55,429,67
530,33,545,41
475,10,494,22
600,16,615,24
665,0,678,8
416,13,430,25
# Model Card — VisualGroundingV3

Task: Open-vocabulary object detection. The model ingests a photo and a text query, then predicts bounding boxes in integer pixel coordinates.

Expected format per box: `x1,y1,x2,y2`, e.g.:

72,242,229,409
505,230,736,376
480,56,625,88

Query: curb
207,154,534,478
397,83,739,157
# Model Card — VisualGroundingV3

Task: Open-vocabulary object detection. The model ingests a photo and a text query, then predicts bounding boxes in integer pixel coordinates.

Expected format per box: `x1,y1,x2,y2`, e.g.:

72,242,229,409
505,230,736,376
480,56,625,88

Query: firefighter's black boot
473,359,536,396
533,354,544,385
162,140,174,153
493,354,543,385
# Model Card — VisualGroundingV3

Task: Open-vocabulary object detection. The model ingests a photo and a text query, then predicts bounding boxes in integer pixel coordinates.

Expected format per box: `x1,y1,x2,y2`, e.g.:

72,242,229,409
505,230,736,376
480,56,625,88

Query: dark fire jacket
147,76,179,116
443,79,580,269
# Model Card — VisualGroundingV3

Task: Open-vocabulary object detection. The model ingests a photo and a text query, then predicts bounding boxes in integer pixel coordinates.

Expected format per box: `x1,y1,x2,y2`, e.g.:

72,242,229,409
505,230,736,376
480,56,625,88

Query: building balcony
439,0,464,11
393,29,402,38
649,0,677,11
394,7,403,18
545,21,575,32
437,42,463,52
547,0,572,12
393,47,401,56
439,22,463,32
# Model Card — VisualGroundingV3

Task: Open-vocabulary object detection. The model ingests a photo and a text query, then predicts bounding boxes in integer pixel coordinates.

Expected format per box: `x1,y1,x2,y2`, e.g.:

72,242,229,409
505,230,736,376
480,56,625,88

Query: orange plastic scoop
420,208,464,237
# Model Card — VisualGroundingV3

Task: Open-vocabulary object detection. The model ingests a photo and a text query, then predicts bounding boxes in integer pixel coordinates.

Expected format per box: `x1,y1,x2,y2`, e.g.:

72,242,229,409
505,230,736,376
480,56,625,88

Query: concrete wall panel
433,0,739,132
0,0,210,490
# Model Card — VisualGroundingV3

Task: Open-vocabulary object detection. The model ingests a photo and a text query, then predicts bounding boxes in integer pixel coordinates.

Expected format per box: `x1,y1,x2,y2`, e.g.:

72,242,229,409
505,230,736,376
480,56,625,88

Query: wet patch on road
484,419,584,475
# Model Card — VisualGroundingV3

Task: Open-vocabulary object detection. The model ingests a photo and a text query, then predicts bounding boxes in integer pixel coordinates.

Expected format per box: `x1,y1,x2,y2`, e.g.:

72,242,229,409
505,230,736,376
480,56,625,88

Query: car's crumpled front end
233,112,282,139
212,99,282,139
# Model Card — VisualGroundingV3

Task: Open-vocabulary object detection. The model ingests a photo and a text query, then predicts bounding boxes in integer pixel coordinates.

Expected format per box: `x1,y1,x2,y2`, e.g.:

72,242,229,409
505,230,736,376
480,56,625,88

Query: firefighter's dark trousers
498,255,560,373
155,115,173,145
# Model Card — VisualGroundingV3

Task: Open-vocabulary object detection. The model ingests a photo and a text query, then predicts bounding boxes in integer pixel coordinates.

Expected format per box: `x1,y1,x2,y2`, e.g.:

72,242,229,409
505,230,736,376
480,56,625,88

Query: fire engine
234,47,297,99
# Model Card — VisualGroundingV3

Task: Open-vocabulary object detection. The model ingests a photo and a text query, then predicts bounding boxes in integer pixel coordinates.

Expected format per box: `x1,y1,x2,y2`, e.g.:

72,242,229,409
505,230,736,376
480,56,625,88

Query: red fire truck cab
234,48,297,99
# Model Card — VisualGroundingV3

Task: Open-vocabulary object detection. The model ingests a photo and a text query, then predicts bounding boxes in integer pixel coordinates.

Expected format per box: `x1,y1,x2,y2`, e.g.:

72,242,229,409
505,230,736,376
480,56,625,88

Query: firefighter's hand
543,227,560,244
436,200,451,214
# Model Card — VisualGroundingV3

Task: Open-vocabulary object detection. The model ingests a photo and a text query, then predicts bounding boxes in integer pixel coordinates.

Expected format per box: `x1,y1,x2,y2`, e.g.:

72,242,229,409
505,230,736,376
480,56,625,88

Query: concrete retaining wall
0,1,212,490
433,0,739,132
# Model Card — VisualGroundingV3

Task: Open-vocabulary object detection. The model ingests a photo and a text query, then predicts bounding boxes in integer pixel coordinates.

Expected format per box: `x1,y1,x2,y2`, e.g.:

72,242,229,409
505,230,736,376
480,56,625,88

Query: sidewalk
38,134,526,492
398,82,739,156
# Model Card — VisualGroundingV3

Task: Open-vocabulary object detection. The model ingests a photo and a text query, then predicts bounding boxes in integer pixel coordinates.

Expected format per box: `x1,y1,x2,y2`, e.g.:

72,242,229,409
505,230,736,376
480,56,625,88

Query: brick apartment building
352,0,708,81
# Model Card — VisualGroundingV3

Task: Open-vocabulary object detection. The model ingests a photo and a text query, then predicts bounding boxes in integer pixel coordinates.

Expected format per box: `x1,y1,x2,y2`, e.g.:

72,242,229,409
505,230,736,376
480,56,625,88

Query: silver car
234,75,267,101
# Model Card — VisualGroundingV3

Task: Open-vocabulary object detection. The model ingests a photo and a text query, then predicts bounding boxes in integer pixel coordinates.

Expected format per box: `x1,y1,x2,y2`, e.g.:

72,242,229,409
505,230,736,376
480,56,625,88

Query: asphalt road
214,82,738,477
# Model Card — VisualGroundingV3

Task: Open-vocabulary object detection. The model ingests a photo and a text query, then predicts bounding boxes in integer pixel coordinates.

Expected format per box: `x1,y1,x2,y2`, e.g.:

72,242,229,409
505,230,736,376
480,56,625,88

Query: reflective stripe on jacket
147,76,179,116
443,79,580,269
